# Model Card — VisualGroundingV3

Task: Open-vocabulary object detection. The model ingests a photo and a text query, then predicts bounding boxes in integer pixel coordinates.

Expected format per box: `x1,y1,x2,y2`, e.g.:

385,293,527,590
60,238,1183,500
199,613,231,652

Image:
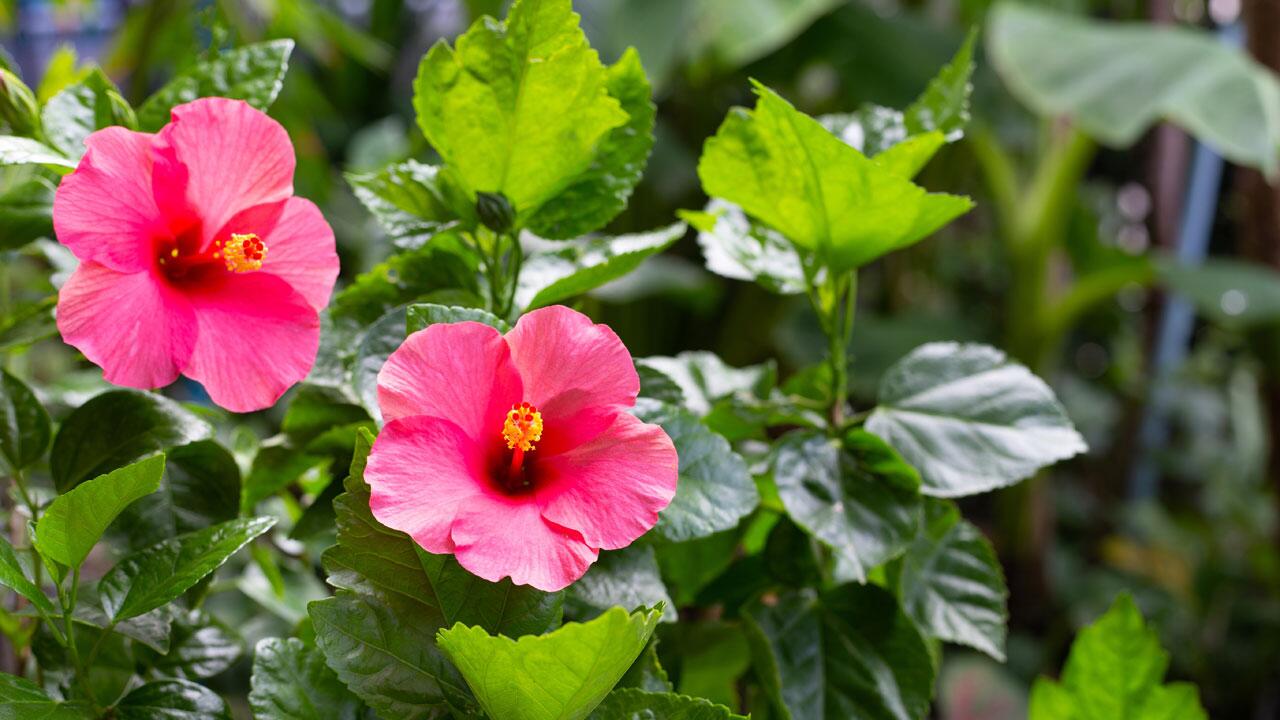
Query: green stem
60,568,98,710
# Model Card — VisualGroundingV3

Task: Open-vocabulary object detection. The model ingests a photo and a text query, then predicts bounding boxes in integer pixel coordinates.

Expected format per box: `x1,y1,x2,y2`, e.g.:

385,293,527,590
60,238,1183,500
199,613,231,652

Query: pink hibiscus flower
365,306,679,591
53,97,338,412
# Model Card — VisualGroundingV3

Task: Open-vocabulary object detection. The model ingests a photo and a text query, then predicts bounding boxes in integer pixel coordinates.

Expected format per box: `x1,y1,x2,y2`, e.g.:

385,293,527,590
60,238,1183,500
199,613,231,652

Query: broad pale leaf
866,342,1087,497
249,638,360,720
136,41,294,131
636,351,775,417
347,160,462,250
406,303,509,335
35,455,165,570
683,200,805,295
516,223,685,311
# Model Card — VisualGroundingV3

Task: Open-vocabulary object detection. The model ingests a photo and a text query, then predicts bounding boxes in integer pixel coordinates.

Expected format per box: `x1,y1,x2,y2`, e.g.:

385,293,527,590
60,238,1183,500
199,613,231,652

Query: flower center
219,233,268,273
502,402,543,453
158,231,268,282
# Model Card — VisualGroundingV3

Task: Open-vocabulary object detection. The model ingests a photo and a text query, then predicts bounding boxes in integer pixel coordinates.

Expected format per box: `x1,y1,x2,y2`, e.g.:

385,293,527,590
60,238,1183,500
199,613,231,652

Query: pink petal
377,323,523,441
56,262,196,389
53,127,166,273
218,198,339,311
505,306,640,451
451,497,599,592
535,412,678,551
366,416,489,555
182,273,319,413
154,98,295,249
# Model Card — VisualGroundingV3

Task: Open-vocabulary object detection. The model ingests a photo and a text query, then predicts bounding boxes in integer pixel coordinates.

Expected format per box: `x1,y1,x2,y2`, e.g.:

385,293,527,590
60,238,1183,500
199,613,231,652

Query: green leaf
771,430,920,583
0,177,55,250
41,69,135,161
525,47,656,239
99,516,276,622
633,401,759,542
568,544,675,623
0,672,94,719
896,499,1008,661
438,606,663,720
0,369,50,472
250,637,361,720
1028,594,1207,720
744,585,934,720
50,389,213,493
635,351,775,417
1157,257,1280,327
116,440,241,550
347,160,462,250
617,640,673,693
406,303,509,334
330,238,478,326
136,40,295,132
0,136,75,169
588,689,747,720
690,0,843,72
0,536,55,615
0,298,56,352
35,455,165,571
683,201,805,295
516,223,685,311
866,342,1087,497
988,2,1280,177
697,82,972,274
112,679,231,720
143,609,240,681
413,0,628,217
241,446,327,514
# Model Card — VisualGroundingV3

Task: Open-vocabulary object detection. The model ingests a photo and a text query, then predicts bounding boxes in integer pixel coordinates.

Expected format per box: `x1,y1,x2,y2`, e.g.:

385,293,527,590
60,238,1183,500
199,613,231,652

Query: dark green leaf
99,516,275,622
437,606,664,720
0,298,56,352
50,389,213,493
347,160,462,250
0,369,50,471
0,536,55,615
145,609,240,681
249,637,361,720
744,585,934,720
634,401,758,542
897,499,1007,661
112,679,231,720
136,40,294,131
116,440,241,550
241,446,328,513
330,238,478,326
405,303,509,335
516,223,685,311
282,384,372,447
0,177,55,250
568,544,675,623
654,529,739,606
35,455,165,570
589,689,747,720
866,342,1087,497
525,47,656,239
617,640,673,693
0,672,94,719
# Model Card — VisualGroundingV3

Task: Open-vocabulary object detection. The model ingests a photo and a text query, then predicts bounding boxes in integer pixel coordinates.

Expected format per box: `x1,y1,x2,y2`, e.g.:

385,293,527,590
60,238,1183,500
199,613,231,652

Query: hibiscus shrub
0,0,1206,719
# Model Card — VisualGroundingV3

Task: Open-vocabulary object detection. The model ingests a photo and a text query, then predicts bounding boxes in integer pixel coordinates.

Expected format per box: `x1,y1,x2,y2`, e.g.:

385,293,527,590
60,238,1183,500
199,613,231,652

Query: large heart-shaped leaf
35,455,165,571
866,342,1087,497
136,40,294,131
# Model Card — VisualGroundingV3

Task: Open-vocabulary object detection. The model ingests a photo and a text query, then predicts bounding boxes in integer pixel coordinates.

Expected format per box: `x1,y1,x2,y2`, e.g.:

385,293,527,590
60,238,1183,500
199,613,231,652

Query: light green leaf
988,2,1280,177
0,136,74,169
516,223,685,311
588,689,747,720
683,200,805,295
35,455,165,571
690,0,844,72
0,368,50,472
99,516,275,622
249,637,360,720
698,82,971,273
347,160,462,250
1158,257,1280,327
525,47,656,239
904,28,976,144
866,342,1087,497
0,536,55,615
0,177,56,250
897,499,1008,661
568,544,675,623
633,401,758,542
112,679,231,720
413,0,628,216
49,389,213,493
41,69,135,160
136,40,295,132
438,606,663,720
406,303,509,335
1028,594,1207,720
0,672,94,719
744,585,934,720
635,351,775,416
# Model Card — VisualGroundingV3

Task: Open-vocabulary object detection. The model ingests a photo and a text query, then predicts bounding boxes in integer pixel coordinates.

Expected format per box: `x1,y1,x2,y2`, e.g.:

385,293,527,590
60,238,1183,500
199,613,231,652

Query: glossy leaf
112,679,231,720
145,609,240,681
406,303,509,335
771,430,920,582
588,689,748,720
1028,594,1207,720
866,342,1087,497
0,672,93,719
516,223,686,311
250,637,360,720
635,351,775,416
0,177,55,250
989,3,1280,176
347,160,461,250
0,368,50,472
634,401,758,542
897,499,1008,661
698,82,972,274
683,200,805,295
240,446,327,513
569,544,675,623
41,69,135,161
116,440,241,550
330,238,478,326
0,136,75,169
50,389,213,493
136,40,294,131
744,585,934,720
437,606,663,720
35,455,165,570
0,536,55,615
99,516,276,621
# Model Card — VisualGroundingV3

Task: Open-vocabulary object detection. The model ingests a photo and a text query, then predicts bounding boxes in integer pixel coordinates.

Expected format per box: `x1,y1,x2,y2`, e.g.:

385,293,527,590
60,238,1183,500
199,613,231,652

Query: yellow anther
222,233,267,273
502,402,543,452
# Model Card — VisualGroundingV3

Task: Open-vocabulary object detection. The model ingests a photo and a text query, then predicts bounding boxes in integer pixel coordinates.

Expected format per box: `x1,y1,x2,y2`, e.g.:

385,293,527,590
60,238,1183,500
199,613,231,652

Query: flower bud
475,191,515,234
0,69,40,137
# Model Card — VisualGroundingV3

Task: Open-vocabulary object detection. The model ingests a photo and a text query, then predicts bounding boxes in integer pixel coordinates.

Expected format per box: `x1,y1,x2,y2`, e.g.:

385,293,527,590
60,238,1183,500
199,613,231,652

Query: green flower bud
476,191,515,234
0,69,40,137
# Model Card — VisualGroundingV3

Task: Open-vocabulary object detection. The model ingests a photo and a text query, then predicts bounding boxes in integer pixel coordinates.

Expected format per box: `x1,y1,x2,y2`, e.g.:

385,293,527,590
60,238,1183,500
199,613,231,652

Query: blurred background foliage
3,0,1280,718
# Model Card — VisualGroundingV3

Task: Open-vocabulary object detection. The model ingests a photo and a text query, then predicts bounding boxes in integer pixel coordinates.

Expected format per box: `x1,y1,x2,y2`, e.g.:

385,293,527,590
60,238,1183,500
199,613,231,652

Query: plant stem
60,567,98,710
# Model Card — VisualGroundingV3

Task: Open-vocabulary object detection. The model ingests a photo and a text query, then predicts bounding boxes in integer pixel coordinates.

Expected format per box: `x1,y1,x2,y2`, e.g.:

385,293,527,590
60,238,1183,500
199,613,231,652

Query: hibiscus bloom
54,97,338,412
365,306,678,591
